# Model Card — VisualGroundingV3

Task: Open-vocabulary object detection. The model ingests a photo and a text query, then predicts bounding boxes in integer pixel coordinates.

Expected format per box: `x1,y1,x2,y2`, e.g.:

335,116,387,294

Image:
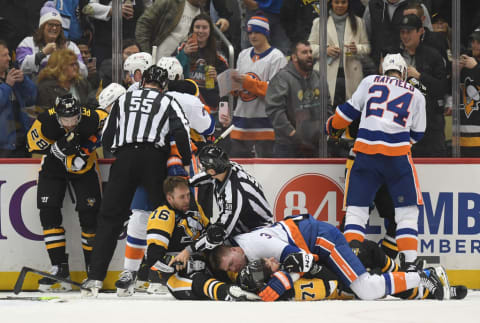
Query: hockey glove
325,115,344,139
205,223,226,248
282,252,322,275
151,255,177,275
51,132,80,160
258,271,293,302
65,152,88,172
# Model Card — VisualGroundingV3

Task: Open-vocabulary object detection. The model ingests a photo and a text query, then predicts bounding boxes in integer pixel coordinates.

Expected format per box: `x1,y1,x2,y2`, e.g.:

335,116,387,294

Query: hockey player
113,57,215,296
209,214,447,301
97,83,127,113
26,94,108,291
123,52,152,88
326,53,426,271
170,144,274,269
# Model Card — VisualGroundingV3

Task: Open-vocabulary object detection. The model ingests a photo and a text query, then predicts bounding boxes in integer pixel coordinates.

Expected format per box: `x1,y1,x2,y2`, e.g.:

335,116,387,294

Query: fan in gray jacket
266,40,331,158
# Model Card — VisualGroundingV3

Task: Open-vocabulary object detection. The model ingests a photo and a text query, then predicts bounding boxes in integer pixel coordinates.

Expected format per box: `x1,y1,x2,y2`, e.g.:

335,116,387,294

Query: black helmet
141,65,169,89
237,259,268,293
198,145,230,174
55,94,80,118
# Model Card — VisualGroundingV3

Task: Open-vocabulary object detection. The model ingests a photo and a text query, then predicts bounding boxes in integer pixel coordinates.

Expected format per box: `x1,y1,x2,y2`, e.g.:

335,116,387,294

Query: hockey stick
213,124,234,145
0,296,66,302
13,266,89,295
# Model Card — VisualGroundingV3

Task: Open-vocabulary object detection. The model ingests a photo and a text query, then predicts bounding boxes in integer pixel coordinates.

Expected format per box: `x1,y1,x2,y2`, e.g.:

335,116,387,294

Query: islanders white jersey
232,47,287,141
128,82,214,136
333,74,426,156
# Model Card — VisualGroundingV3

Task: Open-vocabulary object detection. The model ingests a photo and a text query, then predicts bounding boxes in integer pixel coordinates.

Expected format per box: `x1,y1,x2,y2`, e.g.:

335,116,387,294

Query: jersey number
299,282,316,300
129,97,154,113
150,209,169,221
366,85,413,127
30,129,49,150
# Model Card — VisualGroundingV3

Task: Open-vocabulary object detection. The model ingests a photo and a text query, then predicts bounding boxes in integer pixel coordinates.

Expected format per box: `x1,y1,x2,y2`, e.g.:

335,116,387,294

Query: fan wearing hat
229,14,287,158
458,28,480,156
15,1,87,79
399,13,448,157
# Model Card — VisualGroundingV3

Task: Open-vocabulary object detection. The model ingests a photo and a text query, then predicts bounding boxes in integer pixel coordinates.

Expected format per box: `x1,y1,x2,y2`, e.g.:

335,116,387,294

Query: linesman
82,65,191,294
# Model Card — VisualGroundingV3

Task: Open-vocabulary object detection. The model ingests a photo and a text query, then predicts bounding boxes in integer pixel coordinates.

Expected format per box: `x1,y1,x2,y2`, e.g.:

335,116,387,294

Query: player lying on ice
149,213,460,301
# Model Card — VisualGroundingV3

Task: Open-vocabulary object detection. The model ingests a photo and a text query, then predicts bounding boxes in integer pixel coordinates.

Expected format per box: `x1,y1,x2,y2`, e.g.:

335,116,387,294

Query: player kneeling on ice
208,214,449,301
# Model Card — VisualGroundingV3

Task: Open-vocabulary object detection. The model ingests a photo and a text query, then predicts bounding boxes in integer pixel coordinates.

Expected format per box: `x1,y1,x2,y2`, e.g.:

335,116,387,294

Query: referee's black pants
88,144,168,281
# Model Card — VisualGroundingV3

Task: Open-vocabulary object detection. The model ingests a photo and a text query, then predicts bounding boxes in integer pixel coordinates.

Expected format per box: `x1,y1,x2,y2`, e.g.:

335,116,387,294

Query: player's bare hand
170,248,190,271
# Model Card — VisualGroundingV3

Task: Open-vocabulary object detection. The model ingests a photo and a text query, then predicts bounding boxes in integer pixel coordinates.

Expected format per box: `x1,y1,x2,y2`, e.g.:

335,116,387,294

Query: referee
82,66,191,295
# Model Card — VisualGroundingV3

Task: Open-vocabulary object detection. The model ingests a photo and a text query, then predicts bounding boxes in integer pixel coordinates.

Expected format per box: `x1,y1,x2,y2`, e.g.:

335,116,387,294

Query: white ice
0,290,478,323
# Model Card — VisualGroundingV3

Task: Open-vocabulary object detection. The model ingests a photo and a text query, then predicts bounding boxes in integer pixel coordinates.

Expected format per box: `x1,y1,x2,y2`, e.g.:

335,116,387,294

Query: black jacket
280,0,318,45
405,43,448,157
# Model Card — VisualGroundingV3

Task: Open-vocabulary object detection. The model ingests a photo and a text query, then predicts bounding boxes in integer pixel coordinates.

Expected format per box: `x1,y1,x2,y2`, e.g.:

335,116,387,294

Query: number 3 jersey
332,74,426,156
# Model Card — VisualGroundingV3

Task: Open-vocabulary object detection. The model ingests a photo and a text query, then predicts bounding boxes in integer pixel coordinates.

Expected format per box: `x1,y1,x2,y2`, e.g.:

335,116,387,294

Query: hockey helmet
124,52,153,78
382,53,407,80
141,65,169,90
237,259,269,293
98,83,126,110
55,94,80,118
198,145,230,174
157,56,184,81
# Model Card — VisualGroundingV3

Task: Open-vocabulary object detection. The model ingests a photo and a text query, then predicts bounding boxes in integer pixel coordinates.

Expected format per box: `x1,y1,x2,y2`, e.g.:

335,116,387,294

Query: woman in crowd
309,0,369,108
16,3,87,79
36,49,90,112
175,13,229,113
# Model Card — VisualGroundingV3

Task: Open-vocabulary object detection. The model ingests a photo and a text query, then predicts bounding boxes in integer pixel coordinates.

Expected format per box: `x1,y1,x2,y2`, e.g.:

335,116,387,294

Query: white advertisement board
0,159,479,289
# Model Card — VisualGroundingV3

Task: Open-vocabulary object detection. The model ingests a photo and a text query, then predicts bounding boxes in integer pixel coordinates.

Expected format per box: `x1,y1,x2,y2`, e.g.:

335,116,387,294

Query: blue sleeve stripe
200,114,216,135
126,236,147,246
410,130,424,143
338,102,361,121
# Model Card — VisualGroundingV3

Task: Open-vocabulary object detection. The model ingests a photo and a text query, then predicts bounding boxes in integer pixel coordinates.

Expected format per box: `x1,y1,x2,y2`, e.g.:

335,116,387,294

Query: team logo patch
239,72,261,102
274,173,345,226
462,76,480,118
86,198,96,207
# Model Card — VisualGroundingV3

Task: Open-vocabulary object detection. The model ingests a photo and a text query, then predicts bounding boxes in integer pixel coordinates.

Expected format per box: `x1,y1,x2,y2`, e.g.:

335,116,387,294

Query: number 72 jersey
333,74,426,156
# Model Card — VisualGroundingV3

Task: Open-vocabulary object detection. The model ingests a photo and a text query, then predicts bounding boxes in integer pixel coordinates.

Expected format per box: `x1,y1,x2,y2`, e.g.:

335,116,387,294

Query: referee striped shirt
102,88,191,163
188,162,274,252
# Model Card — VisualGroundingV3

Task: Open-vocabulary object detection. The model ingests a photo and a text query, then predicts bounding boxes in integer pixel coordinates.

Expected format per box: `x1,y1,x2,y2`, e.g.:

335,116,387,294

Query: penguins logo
463,76,480,118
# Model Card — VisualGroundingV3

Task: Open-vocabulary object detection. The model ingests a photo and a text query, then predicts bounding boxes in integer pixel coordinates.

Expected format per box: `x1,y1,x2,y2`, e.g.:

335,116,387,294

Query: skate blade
434,266,451,300
81,287,100,298
38,282,72,293
116,286,134,297
134,280,149,292
146,283,168,295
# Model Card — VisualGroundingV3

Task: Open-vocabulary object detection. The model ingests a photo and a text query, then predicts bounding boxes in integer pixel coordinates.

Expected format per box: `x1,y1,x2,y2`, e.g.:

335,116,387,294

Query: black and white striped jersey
188,161,274,252
102,88,191,163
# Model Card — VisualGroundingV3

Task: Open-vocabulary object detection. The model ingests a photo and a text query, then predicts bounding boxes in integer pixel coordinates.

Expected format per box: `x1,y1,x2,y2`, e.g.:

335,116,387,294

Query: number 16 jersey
332,74,426,156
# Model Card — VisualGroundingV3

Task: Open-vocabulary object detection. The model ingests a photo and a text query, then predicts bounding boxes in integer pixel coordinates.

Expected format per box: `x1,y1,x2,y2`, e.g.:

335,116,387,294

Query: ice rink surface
0,290,478,323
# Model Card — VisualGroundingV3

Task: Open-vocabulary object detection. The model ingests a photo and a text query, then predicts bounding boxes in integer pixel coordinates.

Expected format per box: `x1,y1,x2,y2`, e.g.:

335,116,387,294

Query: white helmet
157,56,184,80
98,83,126,110
382,53,407,80
124,52,153,77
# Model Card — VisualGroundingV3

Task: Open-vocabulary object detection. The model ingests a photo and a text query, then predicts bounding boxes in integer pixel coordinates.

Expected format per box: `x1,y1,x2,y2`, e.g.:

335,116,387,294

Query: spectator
265,40,326,158
363,0,432,66
205,0,232,32
98,38,140,88
459,28,480,157
53,0,87,42
398,14,447,157
77,38,100,91
229,14,287,158
0,0,45,50
280,0,320,47
82,0,144,66
36,49,90,112
175,13,229,112
240,1,290,55
16,3,88,80
309,0,370,108
0,40,37,157
135,0,206,56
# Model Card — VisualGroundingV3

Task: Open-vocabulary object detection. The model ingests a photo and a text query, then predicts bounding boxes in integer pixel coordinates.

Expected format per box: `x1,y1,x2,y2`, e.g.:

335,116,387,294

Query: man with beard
266,40,329,157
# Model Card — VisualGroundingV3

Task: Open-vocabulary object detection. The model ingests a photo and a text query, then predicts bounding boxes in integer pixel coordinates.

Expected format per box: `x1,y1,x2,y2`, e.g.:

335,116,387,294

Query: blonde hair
37,48,80,85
